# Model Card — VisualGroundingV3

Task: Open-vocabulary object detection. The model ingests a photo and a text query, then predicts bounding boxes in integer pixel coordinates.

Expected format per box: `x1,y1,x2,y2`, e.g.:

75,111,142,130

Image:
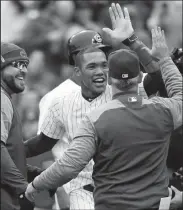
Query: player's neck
112,85,138,96
81,87,101,102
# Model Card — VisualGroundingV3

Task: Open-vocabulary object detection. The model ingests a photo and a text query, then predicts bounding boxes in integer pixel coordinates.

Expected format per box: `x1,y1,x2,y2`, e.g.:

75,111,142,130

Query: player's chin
15,83,25,93
92,83,106,94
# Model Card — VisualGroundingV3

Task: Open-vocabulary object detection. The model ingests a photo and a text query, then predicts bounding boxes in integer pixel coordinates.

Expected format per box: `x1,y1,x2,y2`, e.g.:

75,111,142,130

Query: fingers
155,26,161,44
109,7,116,29
157,26,164,44
109,3,131,29
111,3,119,19
111,3,129,20
116,3,124,19
124,7,130,20
161,30,167,46
151,28,156,46
157,26,161,36
151,26,165,47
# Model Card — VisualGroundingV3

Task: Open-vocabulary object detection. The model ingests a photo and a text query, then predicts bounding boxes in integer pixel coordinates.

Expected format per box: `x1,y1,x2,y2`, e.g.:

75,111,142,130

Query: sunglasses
11,61,28,70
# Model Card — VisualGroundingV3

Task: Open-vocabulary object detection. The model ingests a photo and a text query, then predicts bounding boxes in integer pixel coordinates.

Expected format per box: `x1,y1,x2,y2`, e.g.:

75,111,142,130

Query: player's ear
74,66,81,77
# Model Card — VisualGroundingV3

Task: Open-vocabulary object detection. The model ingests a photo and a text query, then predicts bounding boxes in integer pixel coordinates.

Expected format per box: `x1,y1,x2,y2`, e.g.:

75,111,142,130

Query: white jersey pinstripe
38,79,80,196
38,79,80,135
41,85,112,191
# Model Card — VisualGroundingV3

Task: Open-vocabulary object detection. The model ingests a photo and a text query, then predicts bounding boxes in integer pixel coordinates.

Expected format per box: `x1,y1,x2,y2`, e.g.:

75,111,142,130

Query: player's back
87,96,174,210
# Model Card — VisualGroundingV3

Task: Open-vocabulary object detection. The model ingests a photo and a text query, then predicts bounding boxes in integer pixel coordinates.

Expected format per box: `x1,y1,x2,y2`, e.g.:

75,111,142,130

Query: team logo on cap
122,73,128,78
20,50,27,58
92,34,102,44
1,55,5,63
128,97,137,102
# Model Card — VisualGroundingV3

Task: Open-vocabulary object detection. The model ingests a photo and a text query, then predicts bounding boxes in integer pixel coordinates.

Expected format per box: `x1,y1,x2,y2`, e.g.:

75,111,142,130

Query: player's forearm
1,142,28,195
159,57,182,129
127,39,160,73
32,156,79,190
32,134,96,190
24,133,58,157
159,57,182,99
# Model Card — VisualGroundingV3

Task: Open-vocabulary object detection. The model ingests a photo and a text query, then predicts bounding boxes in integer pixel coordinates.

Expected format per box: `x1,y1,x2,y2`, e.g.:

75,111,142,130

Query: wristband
31,181,39,190
122,33,138,46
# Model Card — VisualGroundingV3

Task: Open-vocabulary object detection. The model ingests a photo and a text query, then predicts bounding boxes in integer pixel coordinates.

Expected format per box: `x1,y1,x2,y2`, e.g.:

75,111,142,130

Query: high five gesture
151,26,169,59
102,3,134,45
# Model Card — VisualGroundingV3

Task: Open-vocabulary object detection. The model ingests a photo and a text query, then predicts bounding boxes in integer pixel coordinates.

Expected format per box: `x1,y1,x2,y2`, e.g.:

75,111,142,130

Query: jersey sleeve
33,115,97,190
1,92,13,144
40,97,65,140
150,57,182,130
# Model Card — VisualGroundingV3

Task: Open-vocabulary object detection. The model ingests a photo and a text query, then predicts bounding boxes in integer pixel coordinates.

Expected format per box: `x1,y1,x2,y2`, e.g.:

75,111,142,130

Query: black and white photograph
1,1,183,210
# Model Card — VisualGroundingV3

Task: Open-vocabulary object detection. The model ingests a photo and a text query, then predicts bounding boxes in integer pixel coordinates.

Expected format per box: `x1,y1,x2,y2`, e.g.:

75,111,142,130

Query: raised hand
151,26,169,59
102,3,134,46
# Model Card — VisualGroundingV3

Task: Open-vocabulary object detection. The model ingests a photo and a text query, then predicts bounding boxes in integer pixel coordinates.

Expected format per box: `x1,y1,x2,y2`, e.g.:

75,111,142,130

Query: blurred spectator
1,1,26,42
147,1,182,50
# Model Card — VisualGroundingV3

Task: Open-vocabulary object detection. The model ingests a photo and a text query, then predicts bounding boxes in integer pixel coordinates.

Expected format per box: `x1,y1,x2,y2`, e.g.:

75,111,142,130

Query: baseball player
25,23,182,210
37,31,108,209
25,30,112,210
1,42,45,210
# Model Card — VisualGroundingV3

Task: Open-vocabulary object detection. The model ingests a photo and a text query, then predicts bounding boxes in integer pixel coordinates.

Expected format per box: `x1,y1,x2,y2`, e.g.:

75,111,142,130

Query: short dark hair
75,47,106,68
111,76,140,91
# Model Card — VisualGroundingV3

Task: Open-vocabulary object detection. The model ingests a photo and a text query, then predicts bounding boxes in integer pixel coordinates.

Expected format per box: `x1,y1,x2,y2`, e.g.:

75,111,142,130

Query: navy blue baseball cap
108,49,140,79
1,42,29,70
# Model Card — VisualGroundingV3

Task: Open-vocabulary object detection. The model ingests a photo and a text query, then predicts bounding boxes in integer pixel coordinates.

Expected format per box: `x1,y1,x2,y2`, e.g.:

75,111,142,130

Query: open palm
151,26,169,59
102,3,134,45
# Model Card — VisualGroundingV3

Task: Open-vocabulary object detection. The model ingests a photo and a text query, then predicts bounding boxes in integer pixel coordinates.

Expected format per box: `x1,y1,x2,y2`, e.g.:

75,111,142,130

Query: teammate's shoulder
1,89,13,110
88,99,122,122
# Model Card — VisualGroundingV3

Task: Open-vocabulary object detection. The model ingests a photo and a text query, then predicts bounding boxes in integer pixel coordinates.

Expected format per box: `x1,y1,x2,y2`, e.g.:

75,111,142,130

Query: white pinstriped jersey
40,85,112,192
38,79,80,194
38,79,80,134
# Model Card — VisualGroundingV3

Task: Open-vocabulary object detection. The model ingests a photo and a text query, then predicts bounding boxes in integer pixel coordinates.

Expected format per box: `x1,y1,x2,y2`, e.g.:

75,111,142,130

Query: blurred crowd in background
1,0,182,140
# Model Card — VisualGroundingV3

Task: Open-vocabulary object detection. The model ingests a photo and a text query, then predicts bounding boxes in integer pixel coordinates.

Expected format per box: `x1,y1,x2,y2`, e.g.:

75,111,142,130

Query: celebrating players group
1,3,182,210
